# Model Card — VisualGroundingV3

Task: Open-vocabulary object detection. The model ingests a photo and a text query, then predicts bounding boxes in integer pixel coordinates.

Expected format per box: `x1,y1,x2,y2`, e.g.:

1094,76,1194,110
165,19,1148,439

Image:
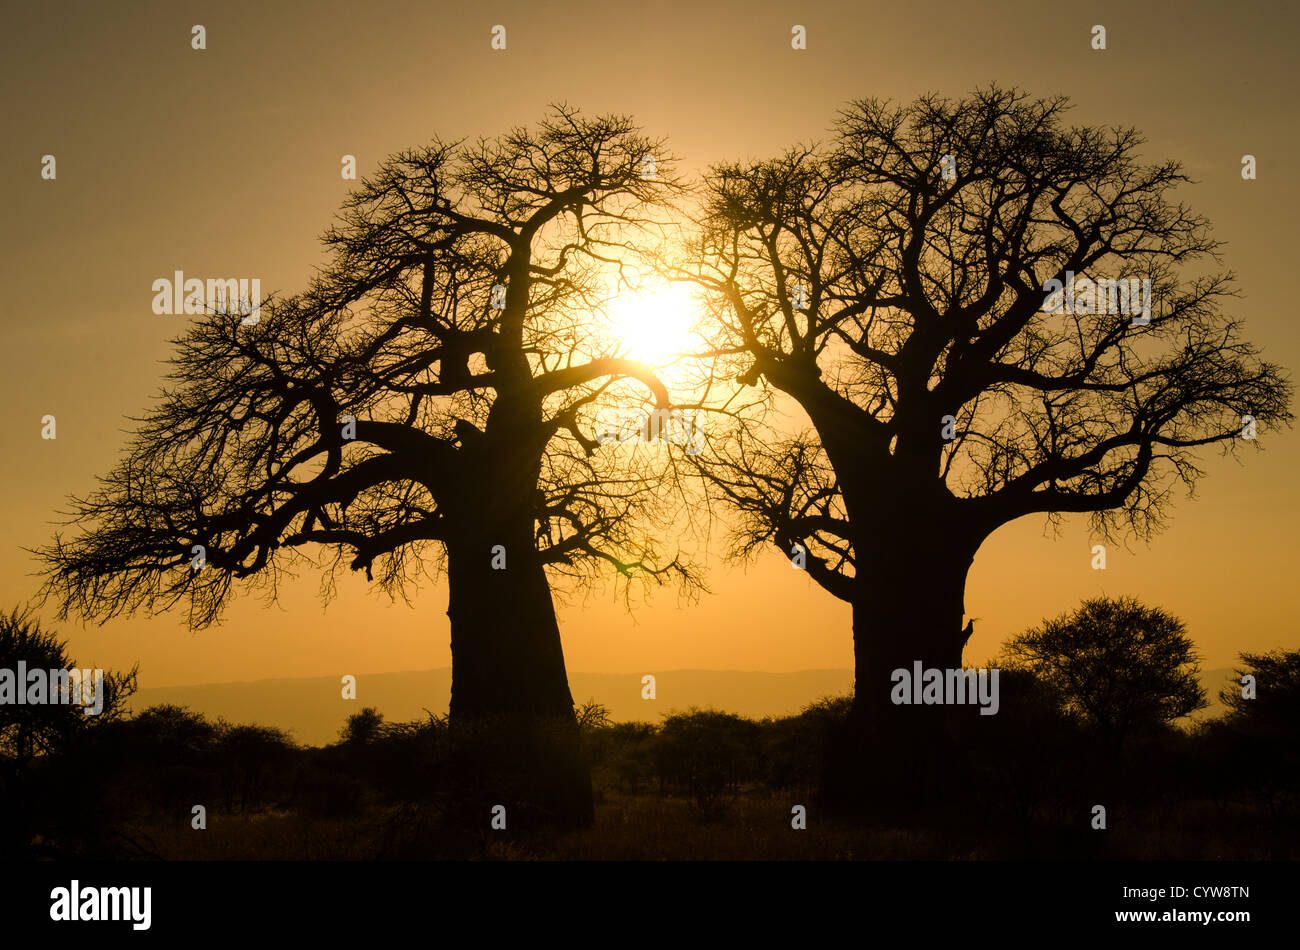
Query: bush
761,694,851,792
652,709,762,818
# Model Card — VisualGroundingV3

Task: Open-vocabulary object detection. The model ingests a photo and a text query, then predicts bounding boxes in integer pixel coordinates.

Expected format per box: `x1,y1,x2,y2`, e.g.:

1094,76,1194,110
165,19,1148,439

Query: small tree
574,700,612,732
340,706,386,746
1002,595,1206,751
1220,649,1300,726
0,607,137,857
214,721,296,813
1208,650,1300,825
652,709,761,818
0,607,136,774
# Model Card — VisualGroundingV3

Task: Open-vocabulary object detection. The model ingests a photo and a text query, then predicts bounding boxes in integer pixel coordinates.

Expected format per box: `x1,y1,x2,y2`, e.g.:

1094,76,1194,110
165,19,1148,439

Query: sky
1,0,1297,690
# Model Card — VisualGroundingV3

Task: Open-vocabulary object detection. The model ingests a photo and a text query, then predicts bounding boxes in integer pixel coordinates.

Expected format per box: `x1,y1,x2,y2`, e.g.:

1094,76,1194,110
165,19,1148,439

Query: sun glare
607,283,699,366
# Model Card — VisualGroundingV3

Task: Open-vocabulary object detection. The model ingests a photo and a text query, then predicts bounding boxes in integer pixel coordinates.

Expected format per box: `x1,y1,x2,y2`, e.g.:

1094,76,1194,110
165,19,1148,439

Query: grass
118,785,1286,860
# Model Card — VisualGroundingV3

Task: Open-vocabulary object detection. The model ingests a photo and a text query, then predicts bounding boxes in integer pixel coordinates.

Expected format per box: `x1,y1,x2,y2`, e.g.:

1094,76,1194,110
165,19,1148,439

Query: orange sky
2,0,1297,688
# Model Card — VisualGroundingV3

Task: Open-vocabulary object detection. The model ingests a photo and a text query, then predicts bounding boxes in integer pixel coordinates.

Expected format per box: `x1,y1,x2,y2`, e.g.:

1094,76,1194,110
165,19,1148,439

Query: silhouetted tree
574,699,612,732
652,708,761,818
761,694,851,792
213,721,296,812
35,108,701,825
1220,649,1300,726
0,608,136,774
127,703,219,751
340,706,387,745
1206,649,1300,832
1002,596,1206,752
683,86,1291,733
115,704,221,816
0,608,136,857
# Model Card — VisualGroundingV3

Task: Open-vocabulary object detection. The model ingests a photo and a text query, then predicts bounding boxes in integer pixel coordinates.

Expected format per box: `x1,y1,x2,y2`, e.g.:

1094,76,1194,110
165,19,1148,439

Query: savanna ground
125,788,1280,862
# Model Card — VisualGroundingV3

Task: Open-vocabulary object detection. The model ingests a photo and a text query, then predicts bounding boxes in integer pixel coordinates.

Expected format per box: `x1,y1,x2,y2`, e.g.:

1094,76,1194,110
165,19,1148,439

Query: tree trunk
441,505,593,829
851,551,971,726
445,536,575,723
825,522,980,814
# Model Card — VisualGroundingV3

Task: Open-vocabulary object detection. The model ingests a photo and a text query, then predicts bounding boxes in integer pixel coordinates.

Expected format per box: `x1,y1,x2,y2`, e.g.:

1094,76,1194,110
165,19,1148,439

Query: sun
606,282,699,366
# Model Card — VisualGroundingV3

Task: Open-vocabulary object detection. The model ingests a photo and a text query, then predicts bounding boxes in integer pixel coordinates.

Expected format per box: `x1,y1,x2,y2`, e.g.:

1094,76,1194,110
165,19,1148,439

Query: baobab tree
685,87,1290,737
36,107,698,825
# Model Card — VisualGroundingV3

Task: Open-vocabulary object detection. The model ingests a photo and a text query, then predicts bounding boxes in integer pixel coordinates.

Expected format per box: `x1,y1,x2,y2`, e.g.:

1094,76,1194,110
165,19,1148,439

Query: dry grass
123,790,982,861
119,785,1291,861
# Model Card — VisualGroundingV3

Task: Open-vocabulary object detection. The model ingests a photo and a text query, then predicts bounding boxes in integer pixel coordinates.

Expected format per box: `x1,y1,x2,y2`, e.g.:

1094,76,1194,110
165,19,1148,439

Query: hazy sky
2,0,1297,689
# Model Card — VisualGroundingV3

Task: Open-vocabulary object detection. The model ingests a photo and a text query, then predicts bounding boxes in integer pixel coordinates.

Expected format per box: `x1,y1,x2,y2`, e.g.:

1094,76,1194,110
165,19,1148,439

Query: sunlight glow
607,283,699,366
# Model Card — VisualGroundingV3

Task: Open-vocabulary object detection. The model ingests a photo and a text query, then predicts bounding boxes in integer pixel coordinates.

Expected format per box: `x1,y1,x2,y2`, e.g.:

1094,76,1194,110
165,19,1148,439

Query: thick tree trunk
445,537,575,722
440,501,593,829
851,552,971,726
825,523,981,814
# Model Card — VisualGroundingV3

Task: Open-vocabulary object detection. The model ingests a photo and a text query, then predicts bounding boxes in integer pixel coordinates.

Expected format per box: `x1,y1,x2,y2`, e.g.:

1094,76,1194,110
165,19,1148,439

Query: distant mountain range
128,666,1238,748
